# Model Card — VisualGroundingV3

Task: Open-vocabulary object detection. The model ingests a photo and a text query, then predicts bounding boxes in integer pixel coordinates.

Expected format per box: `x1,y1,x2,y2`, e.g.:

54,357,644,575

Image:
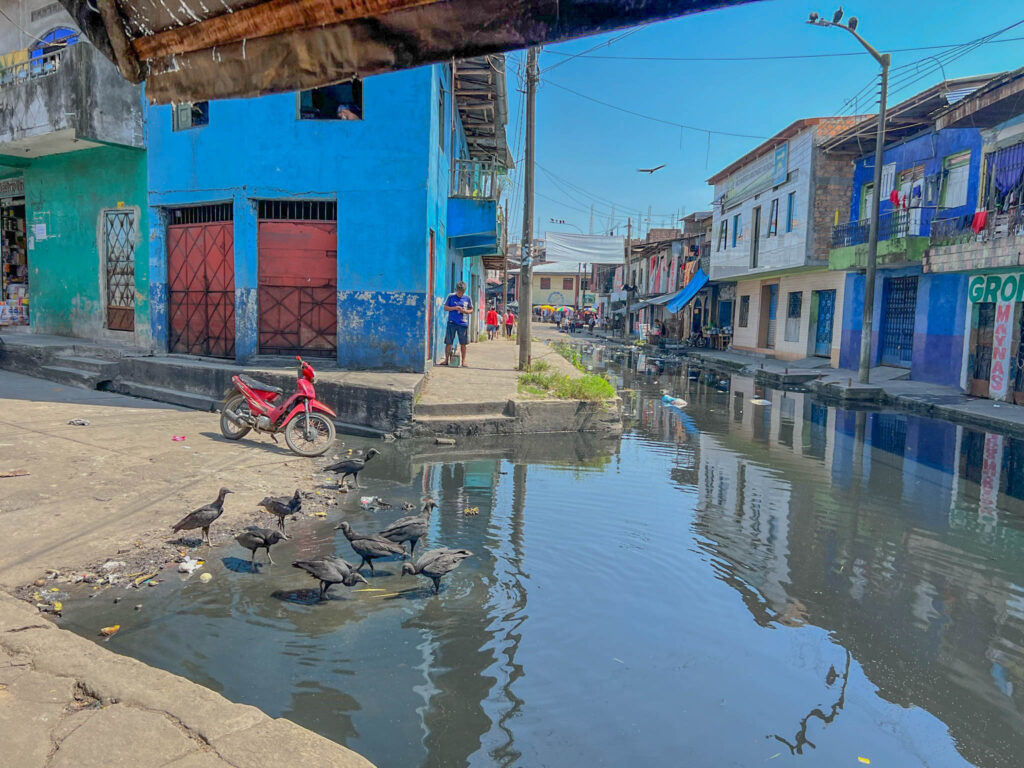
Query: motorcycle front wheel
284,412,336,456
220,393,252,440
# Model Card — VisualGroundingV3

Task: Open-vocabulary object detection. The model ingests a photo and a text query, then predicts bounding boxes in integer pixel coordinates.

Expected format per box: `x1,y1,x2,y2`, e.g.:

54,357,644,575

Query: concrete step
410,413,517,437
114,381,219,412
38,365,103,389
54,355,121,374
414,400,509,418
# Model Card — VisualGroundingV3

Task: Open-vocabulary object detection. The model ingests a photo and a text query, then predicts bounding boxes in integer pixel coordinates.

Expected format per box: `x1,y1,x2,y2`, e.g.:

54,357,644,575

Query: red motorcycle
219,356,337,456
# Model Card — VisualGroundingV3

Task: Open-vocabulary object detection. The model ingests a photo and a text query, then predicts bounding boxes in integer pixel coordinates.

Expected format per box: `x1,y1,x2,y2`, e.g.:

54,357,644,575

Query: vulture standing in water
324,449,380,489
235,527,286,565
258,489,302,535
402,548,473,593
171,488,232,546
334,521,407,574
379,500,438,555
292,556,367,600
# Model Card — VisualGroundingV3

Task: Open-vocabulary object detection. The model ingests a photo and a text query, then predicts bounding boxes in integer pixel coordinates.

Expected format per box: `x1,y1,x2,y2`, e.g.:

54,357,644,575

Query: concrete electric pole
517,46,539,370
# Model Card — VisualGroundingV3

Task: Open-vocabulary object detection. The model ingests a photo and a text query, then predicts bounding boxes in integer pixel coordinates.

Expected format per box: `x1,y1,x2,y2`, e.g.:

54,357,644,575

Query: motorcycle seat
238,374,284,395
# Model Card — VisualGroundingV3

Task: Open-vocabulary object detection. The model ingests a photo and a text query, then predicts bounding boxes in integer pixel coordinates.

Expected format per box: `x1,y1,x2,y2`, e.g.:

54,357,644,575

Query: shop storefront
964,271,1024,402
0,176,28,327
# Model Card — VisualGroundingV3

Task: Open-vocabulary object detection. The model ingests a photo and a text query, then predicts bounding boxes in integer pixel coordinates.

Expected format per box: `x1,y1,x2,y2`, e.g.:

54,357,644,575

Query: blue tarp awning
665,268,710,313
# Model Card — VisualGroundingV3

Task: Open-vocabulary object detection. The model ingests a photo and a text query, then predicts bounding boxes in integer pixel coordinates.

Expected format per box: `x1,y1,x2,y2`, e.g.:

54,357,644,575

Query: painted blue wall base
338,290,426,371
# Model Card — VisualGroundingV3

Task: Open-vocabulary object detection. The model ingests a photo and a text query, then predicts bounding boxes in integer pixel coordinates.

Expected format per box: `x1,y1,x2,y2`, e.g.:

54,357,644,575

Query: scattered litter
463,507,480,516
171,435,186,442
767,754,781,761
52,601,62,613
435,437,457,446
134,604,143,611
177,556,203,574
99,625,120,638
857,759,870,765
134,572,157,587
750,398,772,406
360,496,379,508
612,658,624,664
67,419,90,426
312,511,327,517
355,588,387,592
32,578,45,587
101,561,125,572
0,469,29,479
199,572,213,583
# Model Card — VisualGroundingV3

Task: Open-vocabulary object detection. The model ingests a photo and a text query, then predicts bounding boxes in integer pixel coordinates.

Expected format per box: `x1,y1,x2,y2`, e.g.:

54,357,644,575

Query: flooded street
60,344,1024,768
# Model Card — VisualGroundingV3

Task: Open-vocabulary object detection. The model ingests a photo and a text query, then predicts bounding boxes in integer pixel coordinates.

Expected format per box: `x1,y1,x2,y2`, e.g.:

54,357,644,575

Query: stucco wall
146,65,457,372
732,269,846,364
26,145,150,345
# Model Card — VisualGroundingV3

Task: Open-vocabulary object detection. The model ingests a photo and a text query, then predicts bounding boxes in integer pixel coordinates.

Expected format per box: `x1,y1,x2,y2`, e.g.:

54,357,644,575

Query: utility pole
517,46,539,370
502,198,509,315
589,204,594,235
623,217,632,338
809,10,889,385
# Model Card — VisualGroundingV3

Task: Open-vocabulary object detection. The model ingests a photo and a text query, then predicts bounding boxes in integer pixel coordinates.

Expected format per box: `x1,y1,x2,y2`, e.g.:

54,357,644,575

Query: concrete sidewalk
0,591,372,768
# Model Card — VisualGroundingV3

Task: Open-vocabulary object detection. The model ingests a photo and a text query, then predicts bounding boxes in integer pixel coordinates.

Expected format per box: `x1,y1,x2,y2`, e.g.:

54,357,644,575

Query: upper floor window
562,277,573,290
786,191,796,232
30,26,78,58
941,151,971,209
540,277,551,290
717,220,728,251
172,102,209,131
767,198,779,237
299,80,363,121
731,213,742,248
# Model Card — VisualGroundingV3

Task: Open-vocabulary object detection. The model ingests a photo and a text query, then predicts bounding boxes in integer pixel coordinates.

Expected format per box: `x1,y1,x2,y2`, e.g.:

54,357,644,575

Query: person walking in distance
442,281,473,366
504,308,516,340
485,304,500,341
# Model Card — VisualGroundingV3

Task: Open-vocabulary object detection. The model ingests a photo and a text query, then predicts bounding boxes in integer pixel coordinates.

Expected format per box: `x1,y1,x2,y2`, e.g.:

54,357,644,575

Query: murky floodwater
61,342,1024,767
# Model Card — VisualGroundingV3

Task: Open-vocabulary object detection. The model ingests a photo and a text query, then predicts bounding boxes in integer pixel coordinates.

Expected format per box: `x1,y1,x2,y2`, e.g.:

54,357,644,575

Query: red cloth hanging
971,209,988,234
889,189,899,206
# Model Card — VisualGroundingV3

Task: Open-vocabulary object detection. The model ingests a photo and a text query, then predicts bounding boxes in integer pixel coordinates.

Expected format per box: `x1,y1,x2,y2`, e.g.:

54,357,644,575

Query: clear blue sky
503,0,1024,243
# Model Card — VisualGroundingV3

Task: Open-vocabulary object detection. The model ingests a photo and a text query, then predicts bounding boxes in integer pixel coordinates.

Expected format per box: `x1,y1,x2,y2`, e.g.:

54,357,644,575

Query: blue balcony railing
831,207,935,248
451,159,506,200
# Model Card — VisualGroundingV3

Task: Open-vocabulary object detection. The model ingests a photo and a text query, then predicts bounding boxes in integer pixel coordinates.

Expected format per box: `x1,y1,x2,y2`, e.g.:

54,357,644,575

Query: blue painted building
825,77,993,387
145,57,508,372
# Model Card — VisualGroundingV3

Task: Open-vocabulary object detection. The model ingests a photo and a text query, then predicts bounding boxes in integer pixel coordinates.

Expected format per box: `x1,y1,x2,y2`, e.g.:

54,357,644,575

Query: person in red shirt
485,305,500,340
504,309,516,339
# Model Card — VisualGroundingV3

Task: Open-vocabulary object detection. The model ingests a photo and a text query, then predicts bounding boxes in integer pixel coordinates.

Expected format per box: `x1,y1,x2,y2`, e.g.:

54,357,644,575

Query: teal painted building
0,34,150,346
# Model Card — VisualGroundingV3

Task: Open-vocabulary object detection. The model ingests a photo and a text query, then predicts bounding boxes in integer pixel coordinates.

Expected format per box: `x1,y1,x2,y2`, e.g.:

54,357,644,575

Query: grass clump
518,360,615,401
553,341,585,372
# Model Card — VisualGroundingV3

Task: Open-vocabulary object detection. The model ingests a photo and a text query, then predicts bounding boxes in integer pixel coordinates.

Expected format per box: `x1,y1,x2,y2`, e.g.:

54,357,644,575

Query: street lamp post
809,9,889,385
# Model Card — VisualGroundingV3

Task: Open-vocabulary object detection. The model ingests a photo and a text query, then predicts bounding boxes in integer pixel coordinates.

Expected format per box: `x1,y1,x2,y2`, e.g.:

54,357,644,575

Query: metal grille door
257,220,337,357
104,210,136,331
766,285,779,348
167,217,235,358
814,289,836,357
880,276,918,367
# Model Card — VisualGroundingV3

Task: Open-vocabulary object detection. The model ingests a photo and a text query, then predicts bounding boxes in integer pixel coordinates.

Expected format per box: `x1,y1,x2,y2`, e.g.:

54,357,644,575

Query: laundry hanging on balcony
988,142,1024,195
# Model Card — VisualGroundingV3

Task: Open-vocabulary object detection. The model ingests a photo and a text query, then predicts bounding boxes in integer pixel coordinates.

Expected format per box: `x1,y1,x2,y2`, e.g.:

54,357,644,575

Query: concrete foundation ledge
808,380,885,403
409,397,623,437
0,591,375,768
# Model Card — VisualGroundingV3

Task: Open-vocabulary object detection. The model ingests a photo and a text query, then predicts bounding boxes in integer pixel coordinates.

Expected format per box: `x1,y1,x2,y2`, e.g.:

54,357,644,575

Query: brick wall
924,237,1024,273
810,150,855,260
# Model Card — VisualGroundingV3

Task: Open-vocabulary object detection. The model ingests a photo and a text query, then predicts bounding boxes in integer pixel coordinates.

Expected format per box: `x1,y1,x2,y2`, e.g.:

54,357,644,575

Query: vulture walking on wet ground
258,489,302,535
171,488,232,546
403,548,473,594
379,500,437,555
292,556,368,599
235,527,286,565
335,521,407,574
324,449,380,489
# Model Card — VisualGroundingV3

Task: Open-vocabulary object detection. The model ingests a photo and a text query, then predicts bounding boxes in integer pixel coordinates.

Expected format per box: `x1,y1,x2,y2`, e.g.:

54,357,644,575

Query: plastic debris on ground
199,572,213,583
463,507,480,516
67,419,90,426
0,469,30,478
171,435,186,441
360,496,378,508
750,398,772,406
99,624,120,638
858,759,870,765
177,556,204,574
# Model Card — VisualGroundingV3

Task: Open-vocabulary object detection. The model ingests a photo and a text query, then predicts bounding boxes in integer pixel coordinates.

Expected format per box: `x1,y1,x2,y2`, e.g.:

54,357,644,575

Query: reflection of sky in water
60,347,1024,768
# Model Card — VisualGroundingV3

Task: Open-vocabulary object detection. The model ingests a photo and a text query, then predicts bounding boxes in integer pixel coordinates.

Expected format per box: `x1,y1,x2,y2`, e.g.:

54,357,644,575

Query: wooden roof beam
130,0,445,62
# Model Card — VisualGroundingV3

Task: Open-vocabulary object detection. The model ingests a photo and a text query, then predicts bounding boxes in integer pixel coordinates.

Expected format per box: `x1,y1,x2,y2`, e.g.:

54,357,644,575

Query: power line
541,34,1024,63
540,26,642,74
543,79,767,139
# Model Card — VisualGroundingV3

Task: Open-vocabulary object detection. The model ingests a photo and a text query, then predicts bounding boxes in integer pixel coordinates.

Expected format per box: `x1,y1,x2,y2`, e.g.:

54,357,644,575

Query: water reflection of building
687,382,1024,768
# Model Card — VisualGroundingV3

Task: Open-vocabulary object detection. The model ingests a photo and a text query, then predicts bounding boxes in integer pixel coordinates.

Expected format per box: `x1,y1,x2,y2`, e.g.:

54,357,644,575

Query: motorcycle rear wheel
284,412,336,456
220,393,252,440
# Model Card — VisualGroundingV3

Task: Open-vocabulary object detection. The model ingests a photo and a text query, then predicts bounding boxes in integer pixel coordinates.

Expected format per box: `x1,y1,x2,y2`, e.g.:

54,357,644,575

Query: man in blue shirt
442,280,473,366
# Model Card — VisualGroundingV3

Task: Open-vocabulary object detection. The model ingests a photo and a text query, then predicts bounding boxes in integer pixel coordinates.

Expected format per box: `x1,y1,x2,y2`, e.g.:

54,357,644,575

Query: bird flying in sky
638,164,666,174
